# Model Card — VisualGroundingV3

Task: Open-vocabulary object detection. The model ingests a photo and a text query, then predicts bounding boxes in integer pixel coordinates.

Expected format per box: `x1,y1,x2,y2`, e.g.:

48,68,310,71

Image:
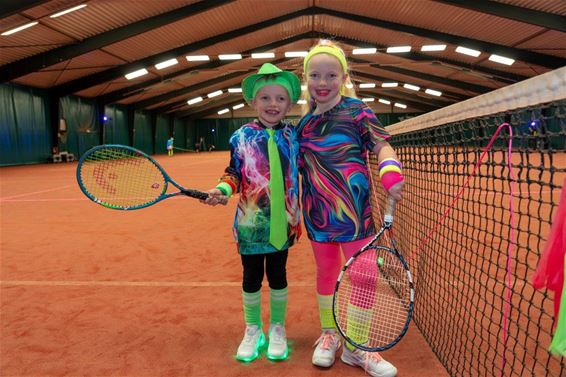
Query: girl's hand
202,189,229,206
387,180,404,202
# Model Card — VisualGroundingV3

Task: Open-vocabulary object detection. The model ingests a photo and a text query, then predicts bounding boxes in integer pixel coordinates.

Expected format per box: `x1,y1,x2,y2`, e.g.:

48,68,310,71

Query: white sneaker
236,325,265,362
267,324,288,360
312,330,341,367
341,346,397,377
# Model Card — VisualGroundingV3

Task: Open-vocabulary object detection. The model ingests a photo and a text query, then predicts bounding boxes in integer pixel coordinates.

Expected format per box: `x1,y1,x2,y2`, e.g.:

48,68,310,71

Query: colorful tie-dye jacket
297,96,390,242
219,120,301,255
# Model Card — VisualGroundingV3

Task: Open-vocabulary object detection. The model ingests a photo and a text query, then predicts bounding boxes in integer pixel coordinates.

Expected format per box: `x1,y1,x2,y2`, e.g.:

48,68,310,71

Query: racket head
76,144,167,210
333,244,414,352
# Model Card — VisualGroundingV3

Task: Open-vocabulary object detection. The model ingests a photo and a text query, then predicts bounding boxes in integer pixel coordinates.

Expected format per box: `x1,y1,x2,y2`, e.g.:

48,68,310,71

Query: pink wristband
381,171,404,191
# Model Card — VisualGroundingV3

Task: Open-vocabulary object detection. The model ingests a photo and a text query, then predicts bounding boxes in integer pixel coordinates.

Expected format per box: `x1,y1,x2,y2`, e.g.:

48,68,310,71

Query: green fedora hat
242,63,301,104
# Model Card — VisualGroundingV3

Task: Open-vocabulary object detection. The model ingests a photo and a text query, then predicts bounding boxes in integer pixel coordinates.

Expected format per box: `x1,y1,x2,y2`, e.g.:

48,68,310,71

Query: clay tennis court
1,151,448,377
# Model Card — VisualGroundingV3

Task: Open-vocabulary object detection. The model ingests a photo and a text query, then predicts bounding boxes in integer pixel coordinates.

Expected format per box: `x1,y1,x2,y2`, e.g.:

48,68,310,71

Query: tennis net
369,66,566,376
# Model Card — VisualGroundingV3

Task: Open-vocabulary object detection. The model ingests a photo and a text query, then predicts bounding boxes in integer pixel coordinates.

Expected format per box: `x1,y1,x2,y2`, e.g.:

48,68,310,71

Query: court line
0,185,73,201
0,280,314,287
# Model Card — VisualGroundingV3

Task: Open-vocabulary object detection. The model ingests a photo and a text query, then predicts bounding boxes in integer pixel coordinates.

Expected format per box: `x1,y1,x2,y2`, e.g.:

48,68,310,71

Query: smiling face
251,84,292,128
305,53,347,113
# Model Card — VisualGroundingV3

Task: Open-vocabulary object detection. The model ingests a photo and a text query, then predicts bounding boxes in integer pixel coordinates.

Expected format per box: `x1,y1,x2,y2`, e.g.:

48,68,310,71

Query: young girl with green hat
203,63,301,362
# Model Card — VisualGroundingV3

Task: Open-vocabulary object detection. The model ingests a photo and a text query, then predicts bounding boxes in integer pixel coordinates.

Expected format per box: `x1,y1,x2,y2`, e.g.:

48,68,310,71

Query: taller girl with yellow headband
296,40,404,377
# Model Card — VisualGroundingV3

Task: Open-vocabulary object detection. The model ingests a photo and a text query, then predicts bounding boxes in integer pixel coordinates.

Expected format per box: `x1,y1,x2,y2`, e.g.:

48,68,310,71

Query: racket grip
384,196,397,225
182,189,209,200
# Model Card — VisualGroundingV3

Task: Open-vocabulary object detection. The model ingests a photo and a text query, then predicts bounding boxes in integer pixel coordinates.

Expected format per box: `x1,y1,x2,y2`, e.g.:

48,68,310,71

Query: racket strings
80,147,165,208
335,247,413,350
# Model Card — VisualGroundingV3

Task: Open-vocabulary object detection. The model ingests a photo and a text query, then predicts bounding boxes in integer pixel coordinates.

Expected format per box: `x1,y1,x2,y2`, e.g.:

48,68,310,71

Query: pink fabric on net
533,178,566,322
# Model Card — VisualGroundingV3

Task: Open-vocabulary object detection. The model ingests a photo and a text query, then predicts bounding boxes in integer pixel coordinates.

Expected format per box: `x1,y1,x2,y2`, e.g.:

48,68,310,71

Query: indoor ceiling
1,0,565,119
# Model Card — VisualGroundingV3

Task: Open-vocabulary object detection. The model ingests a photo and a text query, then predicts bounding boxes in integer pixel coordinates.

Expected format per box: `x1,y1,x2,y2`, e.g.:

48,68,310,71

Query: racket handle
384,196,397,225
181,189,209,200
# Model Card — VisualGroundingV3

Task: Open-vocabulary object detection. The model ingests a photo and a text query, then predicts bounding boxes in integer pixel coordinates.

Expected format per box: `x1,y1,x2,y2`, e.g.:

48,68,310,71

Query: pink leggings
311,236,375,296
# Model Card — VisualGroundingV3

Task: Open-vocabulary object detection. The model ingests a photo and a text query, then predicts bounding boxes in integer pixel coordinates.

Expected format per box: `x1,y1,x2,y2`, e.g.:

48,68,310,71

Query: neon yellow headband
303,45,348,73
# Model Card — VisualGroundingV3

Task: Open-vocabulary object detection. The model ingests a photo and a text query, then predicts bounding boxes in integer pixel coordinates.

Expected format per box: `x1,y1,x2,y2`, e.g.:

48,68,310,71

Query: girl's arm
372,141,404,201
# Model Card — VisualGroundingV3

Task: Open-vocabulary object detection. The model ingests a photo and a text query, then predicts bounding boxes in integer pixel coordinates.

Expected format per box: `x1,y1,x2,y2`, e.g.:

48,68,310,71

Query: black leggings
241,250,288,293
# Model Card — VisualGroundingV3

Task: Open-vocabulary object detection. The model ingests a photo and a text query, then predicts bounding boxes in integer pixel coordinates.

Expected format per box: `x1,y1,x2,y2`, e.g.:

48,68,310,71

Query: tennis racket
77,144,209,210
333,196,414,352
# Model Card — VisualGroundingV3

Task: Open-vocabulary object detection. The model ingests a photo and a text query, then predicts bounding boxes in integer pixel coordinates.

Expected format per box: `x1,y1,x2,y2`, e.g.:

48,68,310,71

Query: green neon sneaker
236,325,265,362
266,324,288,360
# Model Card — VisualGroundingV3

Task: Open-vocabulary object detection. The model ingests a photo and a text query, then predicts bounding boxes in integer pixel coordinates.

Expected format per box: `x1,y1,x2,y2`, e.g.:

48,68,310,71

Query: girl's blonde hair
301,39,357,115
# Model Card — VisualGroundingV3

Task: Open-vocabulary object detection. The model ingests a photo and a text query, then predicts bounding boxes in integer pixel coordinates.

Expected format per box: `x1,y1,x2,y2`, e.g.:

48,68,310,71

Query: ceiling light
297,99,307,105
125,68,148,80
345,83,354,89
218,108,230,115
208,90,223,98
394,103,407,109
186,55,210,62
403,83,420,91
228,88,242,93
187,97,203,105
352,48,377,55
251,52,275,59
285,51,308,58
301,85,307,91
386,46,411,53
233,103,245,110
381,82,398,88
219,54,242,60
488,54,515,66
362,98,375,102
421,44,446,52
425,89,442,96
1,21,38,36
50,4,87,18
154,58,178,70
456,46,481,57
378,99,391,105
359,83,376,89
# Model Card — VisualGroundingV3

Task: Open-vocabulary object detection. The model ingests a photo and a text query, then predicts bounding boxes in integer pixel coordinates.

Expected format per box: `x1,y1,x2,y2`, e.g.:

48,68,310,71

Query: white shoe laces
313,331,339,350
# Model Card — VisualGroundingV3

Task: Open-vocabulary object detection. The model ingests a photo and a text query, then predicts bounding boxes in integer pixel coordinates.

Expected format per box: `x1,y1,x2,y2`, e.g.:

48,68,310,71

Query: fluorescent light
251,52,275,59
352,48,377,55
125,68,148,80
421,44,446,52
1,21,38,36
378,99,391,105
301,85,307,91
456,46,481,57
186,55,210,62
233,103,245,110
386,46,411,53
382,82,398,88
187,97,203,105
297,99,307,105
359,83,376,89
394,103,407,109
218,54,242,60
50,4,87,18
154,58,178,70
285,51,308,58
362,98,375,102
217,108,230,115
208,90,223,98
403,83,420,91
489,54,515,66
228,88,242,93
345,83,354,89
425,89,442,96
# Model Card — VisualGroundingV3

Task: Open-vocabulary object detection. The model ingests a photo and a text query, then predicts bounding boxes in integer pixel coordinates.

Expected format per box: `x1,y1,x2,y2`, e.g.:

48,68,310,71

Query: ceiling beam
98,32,316,106
351,69,469,102
0,0,235,83
435,0,566,32
0,0,48,18
327,34,527,85
318,6,565,69
49,7,316,97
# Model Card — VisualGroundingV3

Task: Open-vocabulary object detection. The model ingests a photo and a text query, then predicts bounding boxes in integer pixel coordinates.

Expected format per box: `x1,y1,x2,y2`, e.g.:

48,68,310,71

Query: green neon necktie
266,129,288,250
